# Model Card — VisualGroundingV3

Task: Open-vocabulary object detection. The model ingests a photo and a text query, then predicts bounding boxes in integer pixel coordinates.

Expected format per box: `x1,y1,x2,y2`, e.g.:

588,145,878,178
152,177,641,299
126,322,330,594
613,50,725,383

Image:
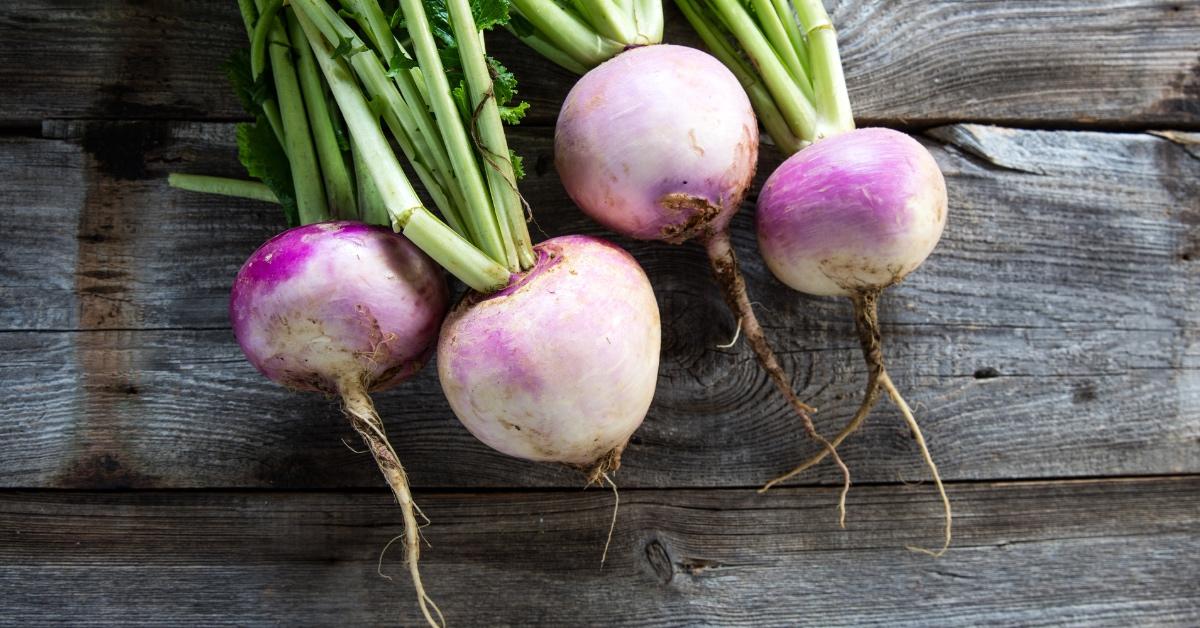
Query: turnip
512,2,852,520
230,221,448,620
174,1,661,621
679,0,952,553
439,235,660,479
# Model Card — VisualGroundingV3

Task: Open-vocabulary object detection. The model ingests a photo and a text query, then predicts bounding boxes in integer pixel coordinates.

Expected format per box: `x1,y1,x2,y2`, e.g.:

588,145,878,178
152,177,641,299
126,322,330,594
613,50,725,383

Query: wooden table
2,2,1198,625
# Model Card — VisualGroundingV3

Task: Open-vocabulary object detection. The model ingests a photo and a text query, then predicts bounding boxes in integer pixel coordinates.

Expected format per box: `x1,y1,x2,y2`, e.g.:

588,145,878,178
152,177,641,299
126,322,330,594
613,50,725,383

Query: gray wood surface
2,478,1197,627
1,121,1197,490
0,1,1197,128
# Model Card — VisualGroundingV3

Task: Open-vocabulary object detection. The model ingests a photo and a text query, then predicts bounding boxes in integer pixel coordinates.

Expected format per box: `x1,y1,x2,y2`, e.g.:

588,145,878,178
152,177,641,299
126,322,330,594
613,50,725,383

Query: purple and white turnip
230,221,448,617
679,0,954,553
439,235,660,478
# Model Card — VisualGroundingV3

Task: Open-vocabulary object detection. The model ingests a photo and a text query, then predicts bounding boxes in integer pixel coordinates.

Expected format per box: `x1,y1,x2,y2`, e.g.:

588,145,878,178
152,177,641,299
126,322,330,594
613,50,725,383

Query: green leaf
331,35,368,61
386,48,418,77
497,99,529,124
223,48,273,117
486,56,516,106
418,0,511,45
470,0,510,31
236,119,299,227
509,150,525,180
439,44,464,81
485,56,527,124
450,82,471,122
421,0,455,47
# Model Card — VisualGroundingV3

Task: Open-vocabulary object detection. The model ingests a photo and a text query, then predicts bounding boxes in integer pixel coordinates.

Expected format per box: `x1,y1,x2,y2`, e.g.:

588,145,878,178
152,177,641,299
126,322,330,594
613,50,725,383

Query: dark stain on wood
79,122,169,181
58,133,154,489
1073,382,1098,404
1154,57,1200,117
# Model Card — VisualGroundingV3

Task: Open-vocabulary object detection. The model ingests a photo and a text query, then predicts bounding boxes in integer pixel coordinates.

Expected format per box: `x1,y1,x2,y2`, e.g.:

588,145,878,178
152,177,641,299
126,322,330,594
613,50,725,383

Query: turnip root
231,221,448,622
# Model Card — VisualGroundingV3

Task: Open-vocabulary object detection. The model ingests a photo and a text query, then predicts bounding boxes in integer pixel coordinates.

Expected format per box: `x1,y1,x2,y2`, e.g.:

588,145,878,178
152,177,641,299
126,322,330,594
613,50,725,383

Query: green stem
236,0,258,35
168,174,278,203
239,0,285,146
709,0,817,142
256,0,328,224
403,208,510,293
751,0,808,90
287,10,356,219
447,0,535,269
772,0,809,73
351,138,388,226
794,0,854,139
401,0,512,269
505,26,591,75
675,0,802,152
632,0,664,44
510,0,624,69
250,0,282,81
293,4,507,292
570,0,635,44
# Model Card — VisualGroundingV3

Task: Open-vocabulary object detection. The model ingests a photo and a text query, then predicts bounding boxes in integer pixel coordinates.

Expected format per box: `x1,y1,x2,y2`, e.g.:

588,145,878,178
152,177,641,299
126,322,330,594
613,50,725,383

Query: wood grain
0,1,1197,128
0,121,1196,489
1,478,1197,626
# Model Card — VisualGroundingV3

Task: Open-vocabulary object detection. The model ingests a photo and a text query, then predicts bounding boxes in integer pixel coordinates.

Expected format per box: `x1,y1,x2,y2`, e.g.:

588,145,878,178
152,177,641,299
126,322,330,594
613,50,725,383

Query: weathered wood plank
0,1,1196,127
0,121,1197,489
1,322,1195,490
1,478,1197,626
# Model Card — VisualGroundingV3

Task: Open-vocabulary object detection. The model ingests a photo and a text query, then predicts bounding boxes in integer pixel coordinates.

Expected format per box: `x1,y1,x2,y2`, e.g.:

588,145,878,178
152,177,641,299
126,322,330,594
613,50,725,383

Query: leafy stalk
675,0,855,149
399,0,515,270
708,0,816,141
255,0,329,223
292,3,509,292
287,10,357,218
447,0,535,267
236,0,286,144
294,0,469,236
350,0,472,237
509,0,662,72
